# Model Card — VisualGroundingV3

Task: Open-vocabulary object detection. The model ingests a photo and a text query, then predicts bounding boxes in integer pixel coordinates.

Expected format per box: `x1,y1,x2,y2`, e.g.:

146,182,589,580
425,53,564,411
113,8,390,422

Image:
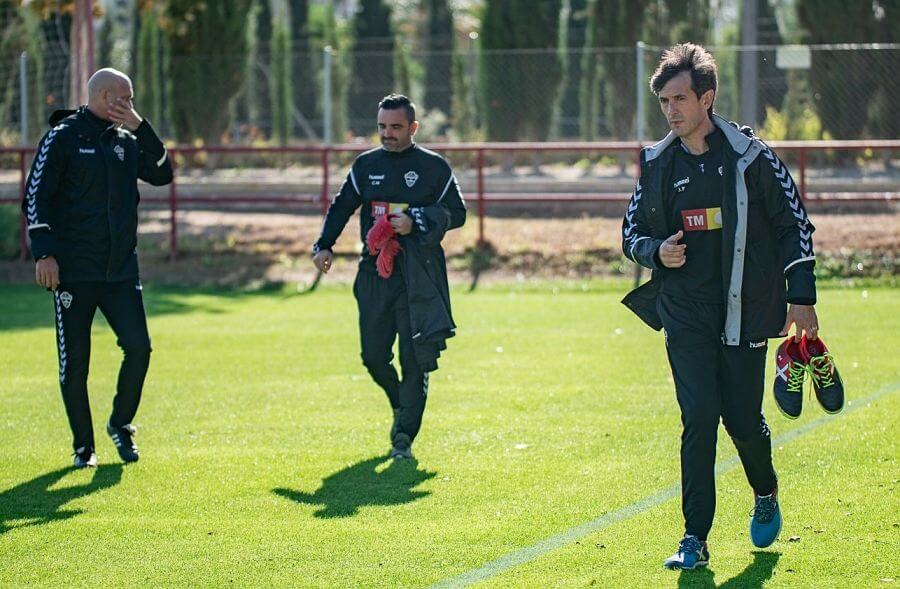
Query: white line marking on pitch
430,381,900,588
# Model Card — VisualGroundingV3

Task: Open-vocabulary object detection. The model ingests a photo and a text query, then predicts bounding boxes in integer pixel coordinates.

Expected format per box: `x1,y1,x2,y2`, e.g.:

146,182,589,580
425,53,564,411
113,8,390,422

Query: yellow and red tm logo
371,201,408,218
681,207,723,232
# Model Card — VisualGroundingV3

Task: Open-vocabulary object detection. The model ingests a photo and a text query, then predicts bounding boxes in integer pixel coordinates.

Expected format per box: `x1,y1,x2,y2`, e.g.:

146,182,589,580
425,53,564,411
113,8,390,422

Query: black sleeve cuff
785,263,816,305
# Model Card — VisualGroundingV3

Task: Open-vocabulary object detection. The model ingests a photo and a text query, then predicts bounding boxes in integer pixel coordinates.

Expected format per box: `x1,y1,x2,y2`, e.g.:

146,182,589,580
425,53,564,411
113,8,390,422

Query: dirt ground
2,205,897,286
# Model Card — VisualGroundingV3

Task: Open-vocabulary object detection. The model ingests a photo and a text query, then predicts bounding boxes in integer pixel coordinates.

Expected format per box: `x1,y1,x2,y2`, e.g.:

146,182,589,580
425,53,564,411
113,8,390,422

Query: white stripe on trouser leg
54,292,67,384
423,373,429,397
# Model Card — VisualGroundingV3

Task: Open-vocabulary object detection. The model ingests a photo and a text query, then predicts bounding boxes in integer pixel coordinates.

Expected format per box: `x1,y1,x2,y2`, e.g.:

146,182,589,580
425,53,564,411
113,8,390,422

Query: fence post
168,157,178,262
799,147,807,201
321,147,330,214
476,148,485,244
323,47,332,146
19,53,28,145
740,2,759,128
636,41,645,143
19,150,28,261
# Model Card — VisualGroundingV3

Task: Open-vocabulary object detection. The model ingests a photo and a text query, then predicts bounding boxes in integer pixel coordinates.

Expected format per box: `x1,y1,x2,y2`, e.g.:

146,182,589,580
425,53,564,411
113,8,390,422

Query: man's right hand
36,256,60,290
658,230,687,268
313,250,333,273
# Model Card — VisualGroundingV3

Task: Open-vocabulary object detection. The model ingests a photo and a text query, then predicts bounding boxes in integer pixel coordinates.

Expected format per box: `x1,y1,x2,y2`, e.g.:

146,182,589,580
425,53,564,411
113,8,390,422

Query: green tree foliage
797,0,898,139
554,0,589,138
289,0,317,134
424,0,453,116
450,51,474,141
252,0,273,137
350,0,394,136
643,0,711,46
662,0,711,44
580,0,647,140
271,17,293,145
480,0,563,141
1,2,45,144
310,2,349,142
97,15,114,74
38,11,70,113
136,6,162,127
164,0,252,144
394,42,414,97
754,0,787,124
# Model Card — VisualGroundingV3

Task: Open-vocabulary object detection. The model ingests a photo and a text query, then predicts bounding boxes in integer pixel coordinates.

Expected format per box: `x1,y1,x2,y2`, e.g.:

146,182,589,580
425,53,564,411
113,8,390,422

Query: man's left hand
109,98,143,131
389,213,413,235
780,304,819,342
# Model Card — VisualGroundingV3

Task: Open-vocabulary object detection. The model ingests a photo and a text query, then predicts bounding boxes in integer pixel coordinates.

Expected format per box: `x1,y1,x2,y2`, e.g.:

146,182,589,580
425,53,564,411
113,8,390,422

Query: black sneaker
106,422,139,463
800,336,845,414
774,337,806,419
73,446,97,468
390,433,414,460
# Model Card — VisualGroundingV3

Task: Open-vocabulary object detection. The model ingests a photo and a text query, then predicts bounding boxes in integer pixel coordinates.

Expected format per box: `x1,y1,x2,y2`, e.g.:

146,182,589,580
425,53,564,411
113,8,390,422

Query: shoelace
807,353,836,388
751,495,777,523
786,362,806,393
679,535,703,556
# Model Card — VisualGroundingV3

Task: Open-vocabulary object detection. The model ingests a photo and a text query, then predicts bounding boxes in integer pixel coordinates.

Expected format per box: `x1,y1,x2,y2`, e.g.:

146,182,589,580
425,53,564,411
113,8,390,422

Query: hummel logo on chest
674,177,690,193
369,173,385,186
79,148,96,154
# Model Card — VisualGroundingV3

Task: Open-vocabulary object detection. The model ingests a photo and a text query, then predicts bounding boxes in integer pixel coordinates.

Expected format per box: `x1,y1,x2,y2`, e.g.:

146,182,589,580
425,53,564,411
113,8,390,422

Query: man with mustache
621,44,819,569
312,94,466,460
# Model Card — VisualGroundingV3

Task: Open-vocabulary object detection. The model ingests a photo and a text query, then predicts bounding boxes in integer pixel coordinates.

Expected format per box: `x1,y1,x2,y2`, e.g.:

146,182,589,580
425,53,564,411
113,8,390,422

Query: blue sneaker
750,489,782,548
663,535,710,570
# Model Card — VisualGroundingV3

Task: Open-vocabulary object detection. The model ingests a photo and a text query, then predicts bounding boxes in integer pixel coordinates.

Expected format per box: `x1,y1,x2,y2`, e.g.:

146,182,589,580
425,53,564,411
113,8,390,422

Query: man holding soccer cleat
621,43,840,570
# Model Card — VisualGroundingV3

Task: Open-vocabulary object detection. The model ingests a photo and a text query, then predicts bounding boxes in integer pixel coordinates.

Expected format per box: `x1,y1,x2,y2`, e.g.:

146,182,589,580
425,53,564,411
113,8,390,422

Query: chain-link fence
3,41,899,146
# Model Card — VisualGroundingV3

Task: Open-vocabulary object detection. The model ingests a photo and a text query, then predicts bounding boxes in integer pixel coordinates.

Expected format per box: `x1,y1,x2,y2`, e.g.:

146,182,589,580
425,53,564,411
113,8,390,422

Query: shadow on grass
273,454,437,518
0,464,123,534
0,283,302,332
676,551,780,588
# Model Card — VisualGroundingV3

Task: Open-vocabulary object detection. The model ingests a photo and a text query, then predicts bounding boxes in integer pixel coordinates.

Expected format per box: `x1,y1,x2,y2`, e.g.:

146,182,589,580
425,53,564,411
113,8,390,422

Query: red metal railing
3,140,898,261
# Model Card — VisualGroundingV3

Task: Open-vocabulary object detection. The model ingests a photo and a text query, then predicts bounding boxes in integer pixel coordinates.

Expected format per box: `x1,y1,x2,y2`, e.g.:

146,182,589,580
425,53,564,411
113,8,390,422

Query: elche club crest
114,145,125,161
59,291,73,309
404,171,418,187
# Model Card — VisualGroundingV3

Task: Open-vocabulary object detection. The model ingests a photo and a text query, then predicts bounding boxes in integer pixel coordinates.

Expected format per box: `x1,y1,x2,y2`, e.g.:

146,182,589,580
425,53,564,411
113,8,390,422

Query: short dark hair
650,43,717,116
378,94,416,124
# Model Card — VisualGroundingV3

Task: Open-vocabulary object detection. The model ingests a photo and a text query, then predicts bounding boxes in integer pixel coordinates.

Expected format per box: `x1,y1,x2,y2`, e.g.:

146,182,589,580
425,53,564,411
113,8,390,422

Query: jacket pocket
743,242,776,303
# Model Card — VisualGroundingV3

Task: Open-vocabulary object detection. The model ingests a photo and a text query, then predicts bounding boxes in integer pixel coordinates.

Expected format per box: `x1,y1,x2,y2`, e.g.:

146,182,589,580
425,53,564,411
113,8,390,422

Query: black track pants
53,280,151,451
354,268,428,444
658,294,777,541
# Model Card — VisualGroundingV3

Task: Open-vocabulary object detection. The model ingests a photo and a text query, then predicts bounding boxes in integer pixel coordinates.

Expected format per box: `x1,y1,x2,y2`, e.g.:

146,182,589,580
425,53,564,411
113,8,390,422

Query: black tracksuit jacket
621,115,817,345
22,107,173,282
314,143,466,371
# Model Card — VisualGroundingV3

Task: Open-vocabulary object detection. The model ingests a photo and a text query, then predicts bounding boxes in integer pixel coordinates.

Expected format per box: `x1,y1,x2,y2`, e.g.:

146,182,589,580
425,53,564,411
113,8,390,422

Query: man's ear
409,121,419,135
701,89,715,110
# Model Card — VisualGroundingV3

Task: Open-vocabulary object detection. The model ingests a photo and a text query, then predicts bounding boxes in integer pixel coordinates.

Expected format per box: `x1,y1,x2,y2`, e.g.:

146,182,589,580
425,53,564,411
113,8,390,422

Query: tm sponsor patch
371,201,408,218
681,207,723,231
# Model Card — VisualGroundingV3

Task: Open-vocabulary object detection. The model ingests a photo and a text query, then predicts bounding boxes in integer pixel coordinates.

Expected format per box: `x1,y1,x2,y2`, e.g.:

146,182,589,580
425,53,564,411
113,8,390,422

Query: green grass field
0,281,897,588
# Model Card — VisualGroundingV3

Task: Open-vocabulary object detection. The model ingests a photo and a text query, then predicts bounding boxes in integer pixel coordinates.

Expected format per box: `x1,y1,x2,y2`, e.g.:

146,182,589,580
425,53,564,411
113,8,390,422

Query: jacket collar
644,113,753,162
78,106,116,132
